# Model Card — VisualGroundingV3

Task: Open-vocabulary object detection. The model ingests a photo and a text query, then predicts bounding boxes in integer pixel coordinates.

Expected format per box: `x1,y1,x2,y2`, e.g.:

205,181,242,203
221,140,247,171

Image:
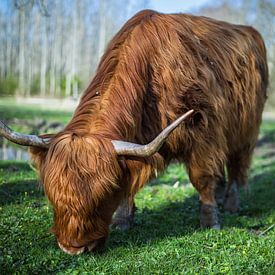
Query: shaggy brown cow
0,10,268,255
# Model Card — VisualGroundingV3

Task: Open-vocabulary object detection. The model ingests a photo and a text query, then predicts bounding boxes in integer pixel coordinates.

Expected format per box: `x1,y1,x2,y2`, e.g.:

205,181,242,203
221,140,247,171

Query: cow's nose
58,242,85,255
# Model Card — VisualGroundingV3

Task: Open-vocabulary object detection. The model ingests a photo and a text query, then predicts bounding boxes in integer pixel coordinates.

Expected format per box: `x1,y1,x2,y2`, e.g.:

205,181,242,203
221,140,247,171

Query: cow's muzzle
58,239,102,255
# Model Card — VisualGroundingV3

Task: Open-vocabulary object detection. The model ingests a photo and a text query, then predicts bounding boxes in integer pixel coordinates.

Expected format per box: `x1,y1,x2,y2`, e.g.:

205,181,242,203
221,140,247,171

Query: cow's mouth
58,239,102,255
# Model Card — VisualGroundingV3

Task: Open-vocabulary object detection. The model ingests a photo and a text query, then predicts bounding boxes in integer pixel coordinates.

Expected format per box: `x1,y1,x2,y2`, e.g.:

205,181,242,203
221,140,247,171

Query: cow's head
30,133,122,255
0,110,193,255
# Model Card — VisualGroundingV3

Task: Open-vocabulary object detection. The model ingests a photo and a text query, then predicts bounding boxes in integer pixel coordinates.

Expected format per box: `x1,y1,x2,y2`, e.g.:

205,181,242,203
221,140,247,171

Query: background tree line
0,0,148,98
0,0,274,108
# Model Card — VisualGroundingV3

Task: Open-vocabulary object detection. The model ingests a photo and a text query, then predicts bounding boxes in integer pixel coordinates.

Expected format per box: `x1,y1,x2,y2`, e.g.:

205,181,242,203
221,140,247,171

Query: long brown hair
30,9,268,253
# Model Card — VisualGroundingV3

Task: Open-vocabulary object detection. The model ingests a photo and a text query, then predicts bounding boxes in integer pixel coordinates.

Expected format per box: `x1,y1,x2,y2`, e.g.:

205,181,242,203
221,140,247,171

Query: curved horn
0,120,50,148
112,109,194,157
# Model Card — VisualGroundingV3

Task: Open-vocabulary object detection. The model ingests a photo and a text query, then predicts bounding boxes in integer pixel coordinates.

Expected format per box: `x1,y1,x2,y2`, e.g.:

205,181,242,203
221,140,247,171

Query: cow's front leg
189,167,220,229
112,197,136,230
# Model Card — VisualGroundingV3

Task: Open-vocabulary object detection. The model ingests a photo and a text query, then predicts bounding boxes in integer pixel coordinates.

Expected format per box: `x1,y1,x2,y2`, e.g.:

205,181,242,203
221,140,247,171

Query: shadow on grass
0,161,43,205
257,123,275,146
108,169,275,251
108,196,199,251
0,179,44,206
241,170,275,214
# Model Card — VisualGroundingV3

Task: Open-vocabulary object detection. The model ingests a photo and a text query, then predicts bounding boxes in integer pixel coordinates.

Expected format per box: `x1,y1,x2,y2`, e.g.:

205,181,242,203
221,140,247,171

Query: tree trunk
40,17,47,97
18,8,25,95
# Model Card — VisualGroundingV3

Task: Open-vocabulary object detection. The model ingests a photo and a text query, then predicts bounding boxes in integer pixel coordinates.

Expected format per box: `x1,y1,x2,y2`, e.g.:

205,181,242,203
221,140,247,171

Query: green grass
0,103,275,274
0,100,72,130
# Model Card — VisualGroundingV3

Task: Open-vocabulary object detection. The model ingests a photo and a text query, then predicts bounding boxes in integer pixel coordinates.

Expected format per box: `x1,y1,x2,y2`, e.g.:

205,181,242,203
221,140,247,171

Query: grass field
0,101,274,274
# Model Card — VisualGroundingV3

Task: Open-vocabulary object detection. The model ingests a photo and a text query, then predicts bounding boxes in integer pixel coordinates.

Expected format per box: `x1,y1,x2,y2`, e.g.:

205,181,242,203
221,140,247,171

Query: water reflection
0,143,29,161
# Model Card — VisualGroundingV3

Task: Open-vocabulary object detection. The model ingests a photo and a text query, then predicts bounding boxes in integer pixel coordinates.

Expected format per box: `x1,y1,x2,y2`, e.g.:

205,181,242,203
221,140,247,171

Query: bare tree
0,0,150,98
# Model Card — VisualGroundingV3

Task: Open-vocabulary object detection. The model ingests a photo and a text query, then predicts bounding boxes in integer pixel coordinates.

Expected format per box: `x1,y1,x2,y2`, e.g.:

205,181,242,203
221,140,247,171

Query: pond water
0,143,29,161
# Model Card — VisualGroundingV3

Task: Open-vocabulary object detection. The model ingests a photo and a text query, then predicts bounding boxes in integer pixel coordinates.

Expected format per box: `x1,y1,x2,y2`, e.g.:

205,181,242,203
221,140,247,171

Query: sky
149,0,212,13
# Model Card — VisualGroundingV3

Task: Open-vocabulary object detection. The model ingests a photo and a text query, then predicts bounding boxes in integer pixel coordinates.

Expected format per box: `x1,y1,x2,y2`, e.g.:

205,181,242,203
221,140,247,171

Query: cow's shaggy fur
31,10,268,254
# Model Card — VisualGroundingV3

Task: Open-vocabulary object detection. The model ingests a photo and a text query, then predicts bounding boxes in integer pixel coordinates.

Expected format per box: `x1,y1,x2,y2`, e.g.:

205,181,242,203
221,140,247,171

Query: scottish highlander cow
0,10,268,255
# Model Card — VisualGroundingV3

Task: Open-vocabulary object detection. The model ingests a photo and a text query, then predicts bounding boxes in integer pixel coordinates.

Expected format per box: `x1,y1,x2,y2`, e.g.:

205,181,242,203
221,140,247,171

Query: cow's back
71,10,268,164
145,12,268,160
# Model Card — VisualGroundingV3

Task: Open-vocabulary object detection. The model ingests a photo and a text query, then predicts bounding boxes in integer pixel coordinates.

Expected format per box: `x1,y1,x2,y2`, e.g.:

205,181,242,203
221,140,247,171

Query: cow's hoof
111,218,133,231
200,204,220,229
112,202,136,231
224,181,240,213
211,224,221,230
111,221,131,231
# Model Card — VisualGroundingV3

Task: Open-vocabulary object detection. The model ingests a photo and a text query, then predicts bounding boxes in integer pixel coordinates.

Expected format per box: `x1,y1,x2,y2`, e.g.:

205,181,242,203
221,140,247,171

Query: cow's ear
29,133,54,171
29,146,48,171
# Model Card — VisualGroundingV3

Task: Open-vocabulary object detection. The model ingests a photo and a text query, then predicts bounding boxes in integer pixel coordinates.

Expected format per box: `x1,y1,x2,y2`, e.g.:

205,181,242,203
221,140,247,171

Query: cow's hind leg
215,167,227,207
189,167,221,230
225,147,254,213
112,197,136,230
